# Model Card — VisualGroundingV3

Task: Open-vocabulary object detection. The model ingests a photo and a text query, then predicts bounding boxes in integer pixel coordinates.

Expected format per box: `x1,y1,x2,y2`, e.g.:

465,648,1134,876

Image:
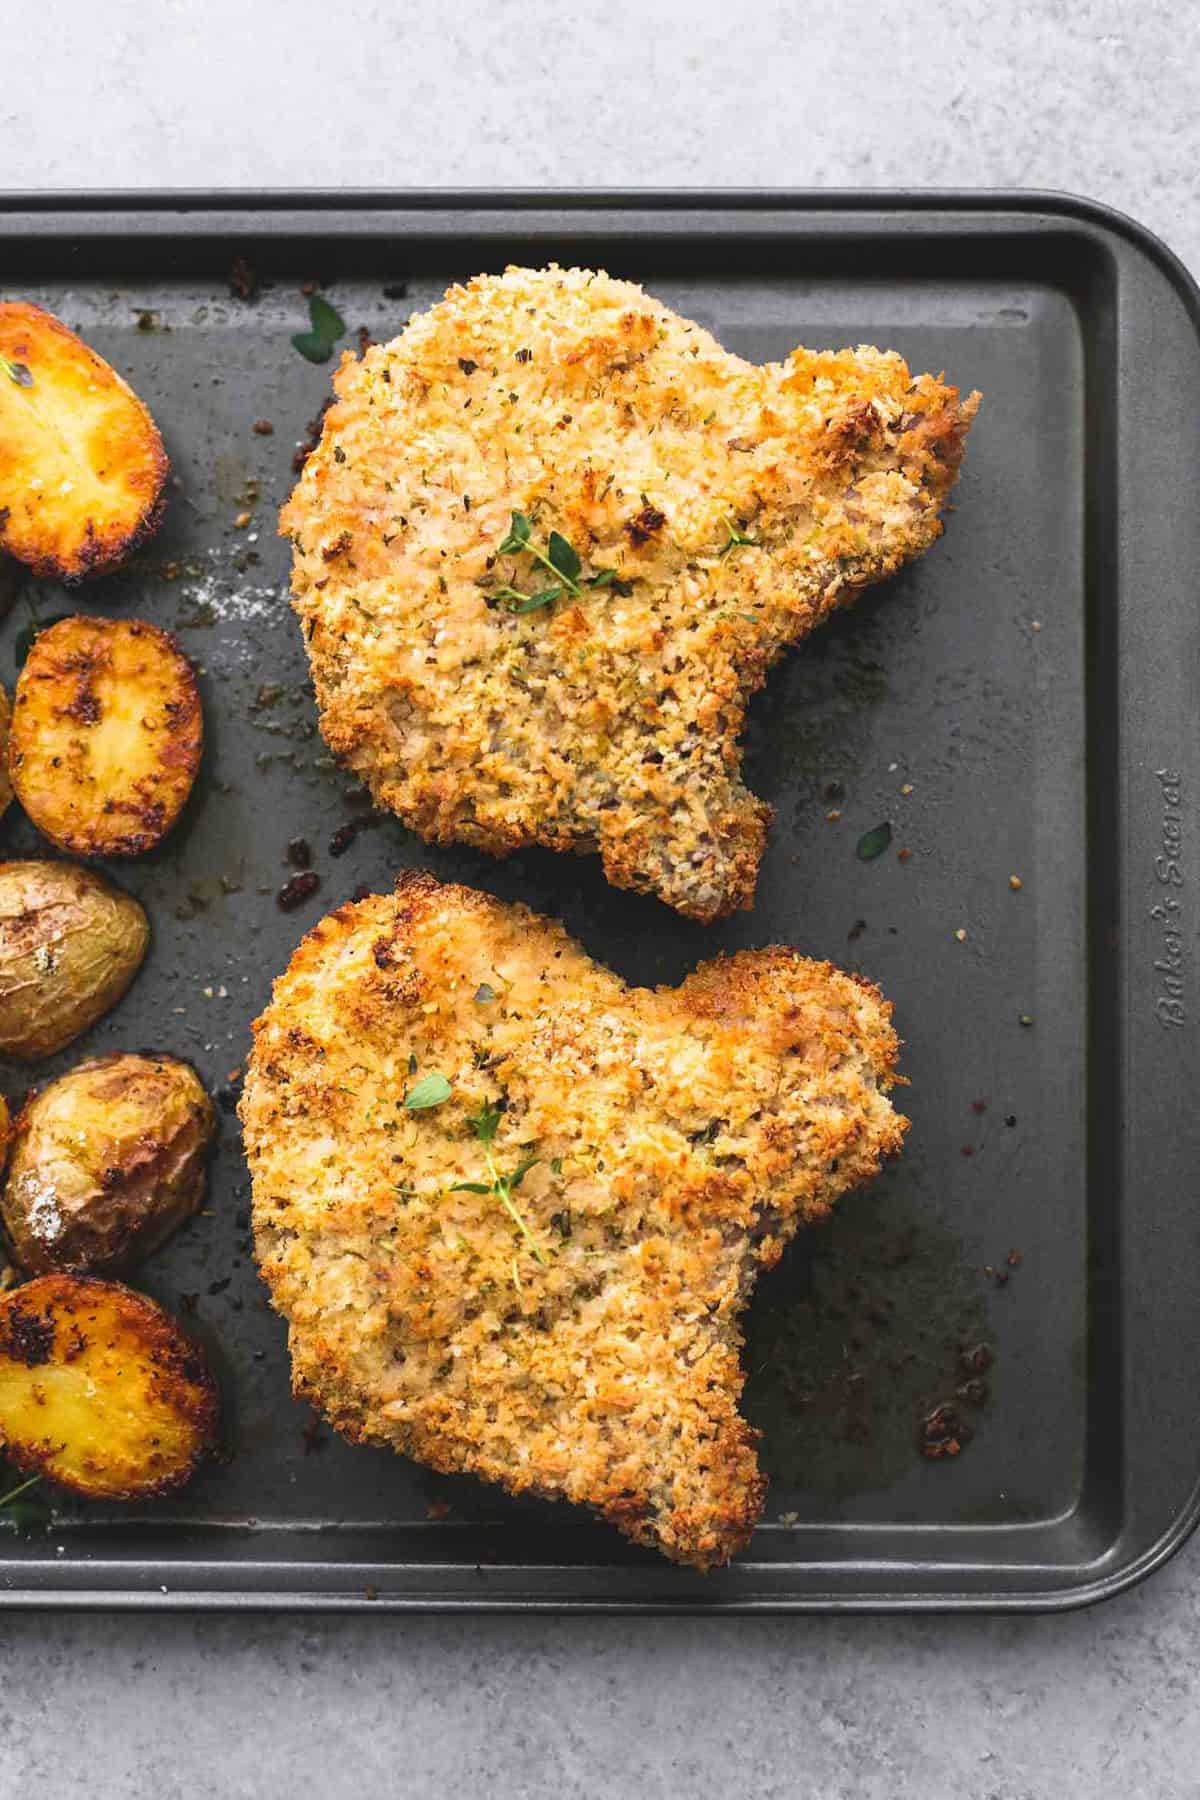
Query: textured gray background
7,2,1200,1795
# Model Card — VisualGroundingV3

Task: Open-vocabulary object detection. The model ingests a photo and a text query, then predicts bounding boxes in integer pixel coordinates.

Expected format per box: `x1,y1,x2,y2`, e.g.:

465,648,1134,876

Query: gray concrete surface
6,2,1200,1795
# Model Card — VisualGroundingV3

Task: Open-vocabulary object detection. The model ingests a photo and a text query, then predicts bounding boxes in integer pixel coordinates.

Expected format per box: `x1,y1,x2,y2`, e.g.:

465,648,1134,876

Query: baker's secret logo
1151,768,1185,1028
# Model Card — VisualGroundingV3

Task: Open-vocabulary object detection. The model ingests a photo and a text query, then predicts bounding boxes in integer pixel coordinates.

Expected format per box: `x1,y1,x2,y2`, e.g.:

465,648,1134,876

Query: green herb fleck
292,293,346,364
404,1072,452,1110
474,982,496,1004
720,517,759,557
1,357,33,388
550,1156,563,1175
856,822,893,862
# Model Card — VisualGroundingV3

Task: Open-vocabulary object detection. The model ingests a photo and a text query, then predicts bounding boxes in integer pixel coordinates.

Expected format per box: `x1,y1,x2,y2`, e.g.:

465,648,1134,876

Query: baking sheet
0,192,1197,1610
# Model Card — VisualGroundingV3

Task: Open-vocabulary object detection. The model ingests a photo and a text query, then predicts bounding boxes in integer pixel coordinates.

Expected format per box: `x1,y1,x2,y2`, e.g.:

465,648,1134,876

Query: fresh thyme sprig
0,1474,39,1509
493,511,616,613
0,1471,49,1531
454,1100,546,1266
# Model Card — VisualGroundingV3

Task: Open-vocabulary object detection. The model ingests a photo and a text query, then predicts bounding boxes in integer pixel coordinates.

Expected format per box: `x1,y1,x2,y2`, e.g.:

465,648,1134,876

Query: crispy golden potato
0,860,149,1060
3,1054,215,1276
9,616,203,857
0,302,168,582
0,1274,218,1499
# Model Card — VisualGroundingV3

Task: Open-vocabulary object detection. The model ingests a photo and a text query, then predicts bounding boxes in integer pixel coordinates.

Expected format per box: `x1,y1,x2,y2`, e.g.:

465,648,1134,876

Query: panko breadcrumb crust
282,265,978,921
241,873,907,1570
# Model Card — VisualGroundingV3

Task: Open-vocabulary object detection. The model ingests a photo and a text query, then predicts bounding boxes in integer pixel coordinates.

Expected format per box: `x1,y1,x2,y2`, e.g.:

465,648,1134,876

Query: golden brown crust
0,302,169,582
9,616,203,858
282,266,978,920
0,1273,218,1499
241,871,907,1568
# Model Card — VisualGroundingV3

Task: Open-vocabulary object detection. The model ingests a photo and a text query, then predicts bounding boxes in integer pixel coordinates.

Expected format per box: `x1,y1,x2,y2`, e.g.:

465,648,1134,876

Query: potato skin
9,616,203,858
0,682,12,821
2,1053,215,1275
0,860,149,1060
0,1274,218,1499
0,302,168,582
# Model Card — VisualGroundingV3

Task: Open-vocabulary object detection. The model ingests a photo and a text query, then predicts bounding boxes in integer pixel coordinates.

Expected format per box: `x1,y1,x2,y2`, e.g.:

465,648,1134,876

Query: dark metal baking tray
0,190,1198,1612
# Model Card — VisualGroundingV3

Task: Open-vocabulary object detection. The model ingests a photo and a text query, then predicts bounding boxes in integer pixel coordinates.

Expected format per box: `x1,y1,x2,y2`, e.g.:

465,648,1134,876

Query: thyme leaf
291,293,346,364
404,1072,452,1110
467,1099,502,1143
856,821,893,862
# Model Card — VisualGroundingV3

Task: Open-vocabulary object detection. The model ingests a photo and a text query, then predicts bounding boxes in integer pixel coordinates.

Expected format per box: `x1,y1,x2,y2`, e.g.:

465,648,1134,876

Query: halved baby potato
10,616,203,857
0,1274,218,1500
0,860,149,1060
0,302,168,581
3,1053,216,1276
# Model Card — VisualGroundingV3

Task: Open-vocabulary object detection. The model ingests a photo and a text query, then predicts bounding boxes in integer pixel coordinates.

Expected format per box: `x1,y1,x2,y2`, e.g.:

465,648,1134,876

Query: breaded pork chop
241,872,906,1569
282,266,978,921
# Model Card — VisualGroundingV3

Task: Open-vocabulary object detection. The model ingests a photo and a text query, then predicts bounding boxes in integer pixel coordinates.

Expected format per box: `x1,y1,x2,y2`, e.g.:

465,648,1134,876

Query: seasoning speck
1018,1013,1035,1028
286,836,312,869
1009,874,1023,890
234,510,252,529
959,1342,993,1375
252,419,274,436
277,871,320,911
328,821,359,858
955,928,968,943
229,256,258,301
919,1401,970,1460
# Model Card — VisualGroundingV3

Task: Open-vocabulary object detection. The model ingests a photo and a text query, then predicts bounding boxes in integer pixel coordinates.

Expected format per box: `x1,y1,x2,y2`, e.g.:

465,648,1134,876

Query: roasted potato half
0,301,168,582
10,616,203,857
0,1274,218,1499
0,860,149,1060
3,1053,215,1275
